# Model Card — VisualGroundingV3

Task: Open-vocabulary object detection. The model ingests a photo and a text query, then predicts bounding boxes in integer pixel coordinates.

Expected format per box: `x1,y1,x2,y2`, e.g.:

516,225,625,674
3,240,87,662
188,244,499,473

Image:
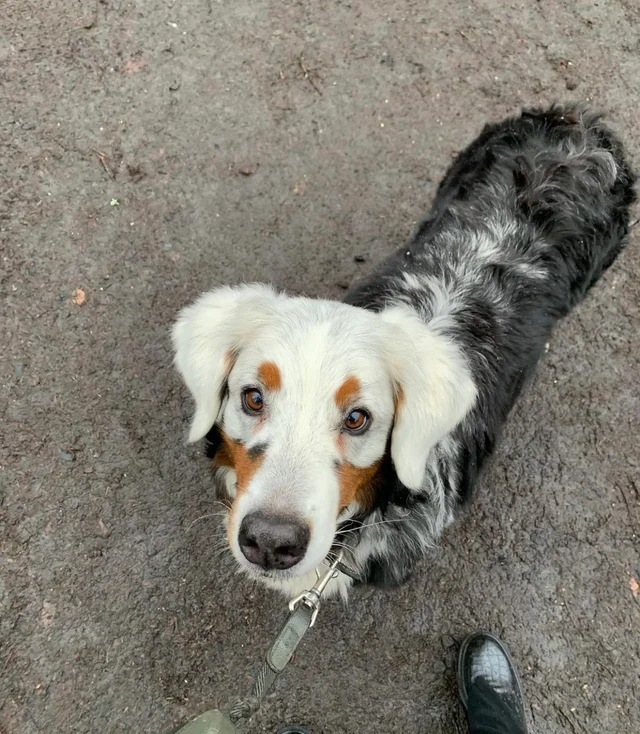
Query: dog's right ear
172,283,281,443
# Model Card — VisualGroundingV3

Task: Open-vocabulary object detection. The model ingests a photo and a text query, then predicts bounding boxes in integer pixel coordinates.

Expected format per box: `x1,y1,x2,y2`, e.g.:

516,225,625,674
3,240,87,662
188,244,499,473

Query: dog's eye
242,388,264,414
343,409,370,434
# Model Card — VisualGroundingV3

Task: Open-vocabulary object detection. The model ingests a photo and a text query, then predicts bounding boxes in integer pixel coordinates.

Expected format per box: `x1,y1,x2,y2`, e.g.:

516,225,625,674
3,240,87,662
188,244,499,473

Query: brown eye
242,388,264,414
344,409,370,434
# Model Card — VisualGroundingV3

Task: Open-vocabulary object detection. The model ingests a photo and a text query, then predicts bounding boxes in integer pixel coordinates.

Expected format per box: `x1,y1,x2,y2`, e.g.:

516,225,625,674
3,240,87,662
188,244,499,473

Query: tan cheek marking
219,431,264,495
335,376,361,412
218,431,265,542
213,353,237,470
338,460,381,511
258,361,282,392
214,442,234,469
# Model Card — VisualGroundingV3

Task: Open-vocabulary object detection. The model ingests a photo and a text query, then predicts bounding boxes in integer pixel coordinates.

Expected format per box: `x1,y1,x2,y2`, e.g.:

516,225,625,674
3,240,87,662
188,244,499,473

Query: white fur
381,306,477,490
263,562,355,601
172,284,282,442
173,284,476,596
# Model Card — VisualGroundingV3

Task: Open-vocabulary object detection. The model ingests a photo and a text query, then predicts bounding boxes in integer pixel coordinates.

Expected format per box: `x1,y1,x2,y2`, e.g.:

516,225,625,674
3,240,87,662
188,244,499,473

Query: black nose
238,512,310,571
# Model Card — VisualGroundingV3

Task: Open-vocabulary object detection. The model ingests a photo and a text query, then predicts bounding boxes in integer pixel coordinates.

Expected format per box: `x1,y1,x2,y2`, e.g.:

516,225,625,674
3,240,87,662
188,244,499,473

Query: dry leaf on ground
72,287,87,306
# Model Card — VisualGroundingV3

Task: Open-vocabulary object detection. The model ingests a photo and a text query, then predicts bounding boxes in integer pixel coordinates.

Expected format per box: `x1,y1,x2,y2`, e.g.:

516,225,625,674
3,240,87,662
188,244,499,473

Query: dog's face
173,284,475,584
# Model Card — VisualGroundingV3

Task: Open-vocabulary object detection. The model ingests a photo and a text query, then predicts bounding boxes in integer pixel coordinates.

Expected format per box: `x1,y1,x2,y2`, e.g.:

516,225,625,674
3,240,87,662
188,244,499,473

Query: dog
172,106,635,599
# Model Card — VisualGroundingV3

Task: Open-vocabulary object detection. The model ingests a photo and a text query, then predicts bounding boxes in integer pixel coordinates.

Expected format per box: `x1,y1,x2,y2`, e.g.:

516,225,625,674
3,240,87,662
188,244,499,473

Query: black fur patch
344,105,636,588
204,425,223,459
248,443,268,460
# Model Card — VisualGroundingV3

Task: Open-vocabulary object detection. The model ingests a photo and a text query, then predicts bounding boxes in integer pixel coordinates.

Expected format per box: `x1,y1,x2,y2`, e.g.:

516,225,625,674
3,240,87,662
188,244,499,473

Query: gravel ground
1,1,639,733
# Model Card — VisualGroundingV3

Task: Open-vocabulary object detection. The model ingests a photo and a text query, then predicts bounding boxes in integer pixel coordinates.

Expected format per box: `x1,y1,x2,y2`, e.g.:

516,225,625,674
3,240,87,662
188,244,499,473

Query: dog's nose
238,512,310,570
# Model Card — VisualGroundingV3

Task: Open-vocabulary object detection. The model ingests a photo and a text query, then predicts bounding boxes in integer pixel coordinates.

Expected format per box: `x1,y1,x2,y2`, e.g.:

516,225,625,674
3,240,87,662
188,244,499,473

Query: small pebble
59,450,75,463
441,634,456,649
14,363,24,378
433,660,447,674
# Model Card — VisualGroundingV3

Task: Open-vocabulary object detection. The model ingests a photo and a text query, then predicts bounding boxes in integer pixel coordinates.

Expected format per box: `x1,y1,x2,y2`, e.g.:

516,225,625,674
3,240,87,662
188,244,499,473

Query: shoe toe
458,632,526,725
467,635,517,695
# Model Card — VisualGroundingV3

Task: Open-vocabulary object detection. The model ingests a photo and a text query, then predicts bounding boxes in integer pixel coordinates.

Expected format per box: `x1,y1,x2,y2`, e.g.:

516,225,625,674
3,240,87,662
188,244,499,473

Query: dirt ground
2,1,639,732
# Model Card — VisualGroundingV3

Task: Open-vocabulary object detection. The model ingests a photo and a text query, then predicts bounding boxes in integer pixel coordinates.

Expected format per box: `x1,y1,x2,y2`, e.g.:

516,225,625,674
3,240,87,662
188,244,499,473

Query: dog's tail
512,105,636,306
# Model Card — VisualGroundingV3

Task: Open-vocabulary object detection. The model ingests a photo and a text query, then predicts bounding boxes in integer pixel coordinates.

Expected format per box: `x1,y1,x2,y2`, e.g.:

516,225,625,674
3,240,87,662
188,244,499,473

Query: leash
334,559,361,582
173,549,358,734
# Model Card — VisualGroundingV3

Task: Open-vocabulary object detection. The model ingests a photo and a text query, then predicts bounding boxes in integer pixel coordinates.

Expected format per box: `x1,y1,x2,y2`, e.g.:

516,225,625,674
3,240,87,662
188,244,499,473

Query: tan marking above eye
258,361,282,392
335,376,361,412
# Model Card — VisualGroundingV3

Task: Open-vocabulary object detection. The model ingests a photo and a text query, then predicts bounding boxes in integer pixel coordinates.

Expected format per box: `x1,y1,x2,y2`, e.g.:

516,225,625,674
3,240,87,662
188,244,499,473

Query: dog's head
172,284,475,582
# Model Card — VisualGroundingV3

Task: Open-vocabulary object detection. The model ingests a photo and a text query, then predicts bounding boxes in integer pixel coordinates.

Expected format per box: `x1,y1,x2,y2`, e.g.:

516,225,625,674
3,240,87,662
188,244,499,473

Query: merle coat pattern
343,105,636,587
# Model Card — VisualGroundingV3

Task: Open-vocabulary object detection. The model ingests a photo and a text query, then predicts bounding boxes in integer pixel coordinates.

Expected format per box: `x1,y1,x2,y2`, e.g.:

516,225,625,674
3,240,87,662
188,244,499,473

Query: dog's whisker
185,511,230,533
338,516,411,534
362,517,411,529
210,545,237,565
330,541,354,554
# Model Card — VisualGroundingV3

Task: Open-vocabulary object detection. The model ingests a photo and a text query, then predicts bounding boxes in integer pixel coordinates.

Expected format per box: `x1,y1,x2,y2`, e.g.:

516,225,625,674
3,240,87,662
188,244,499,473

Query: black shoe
457,632,528,733
276,727,312,734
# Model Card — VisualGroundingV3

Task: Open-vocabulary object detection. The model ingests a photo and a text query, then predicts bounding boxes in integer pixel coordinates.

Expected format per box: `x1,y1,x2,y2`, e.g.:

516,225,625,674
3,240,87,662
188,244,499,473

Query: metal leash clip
288,550,344,628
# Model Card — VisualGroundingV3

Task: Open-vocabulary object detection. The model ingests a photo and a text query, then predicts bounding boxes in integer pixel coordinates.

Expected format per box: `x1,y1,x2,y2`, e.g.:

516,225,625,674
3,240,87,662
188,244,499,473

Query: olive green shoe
170,710,238,734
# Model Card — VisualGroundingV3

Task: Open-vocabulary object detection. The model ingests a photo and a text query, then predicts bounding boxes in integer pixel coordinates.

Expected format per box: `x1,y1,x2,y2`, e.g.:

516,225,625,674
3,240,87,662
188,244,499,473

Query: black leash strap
227,599,315,723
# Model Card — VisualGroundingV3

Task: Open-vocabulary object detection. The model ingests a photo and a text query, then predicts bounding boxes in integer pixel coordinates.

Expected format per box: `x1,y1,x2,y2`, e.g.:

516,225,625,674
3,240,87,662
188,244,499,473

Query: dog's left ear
381,306,477,491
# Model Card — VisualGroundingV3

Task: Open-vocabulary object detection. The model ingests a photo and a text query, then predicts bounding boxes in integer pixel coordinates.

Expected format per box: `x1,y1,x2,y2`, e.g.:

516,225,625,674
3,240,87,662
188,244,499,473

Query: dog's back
344,107,636,587
349,106,636,385
432,105,636,308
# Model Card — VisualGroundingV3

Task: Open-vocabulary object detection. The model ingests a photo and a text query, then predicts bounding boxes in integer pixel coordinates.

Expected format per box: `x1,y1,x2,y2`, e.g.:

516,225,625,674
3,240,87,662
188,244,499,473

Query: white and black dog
173,106,635,599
